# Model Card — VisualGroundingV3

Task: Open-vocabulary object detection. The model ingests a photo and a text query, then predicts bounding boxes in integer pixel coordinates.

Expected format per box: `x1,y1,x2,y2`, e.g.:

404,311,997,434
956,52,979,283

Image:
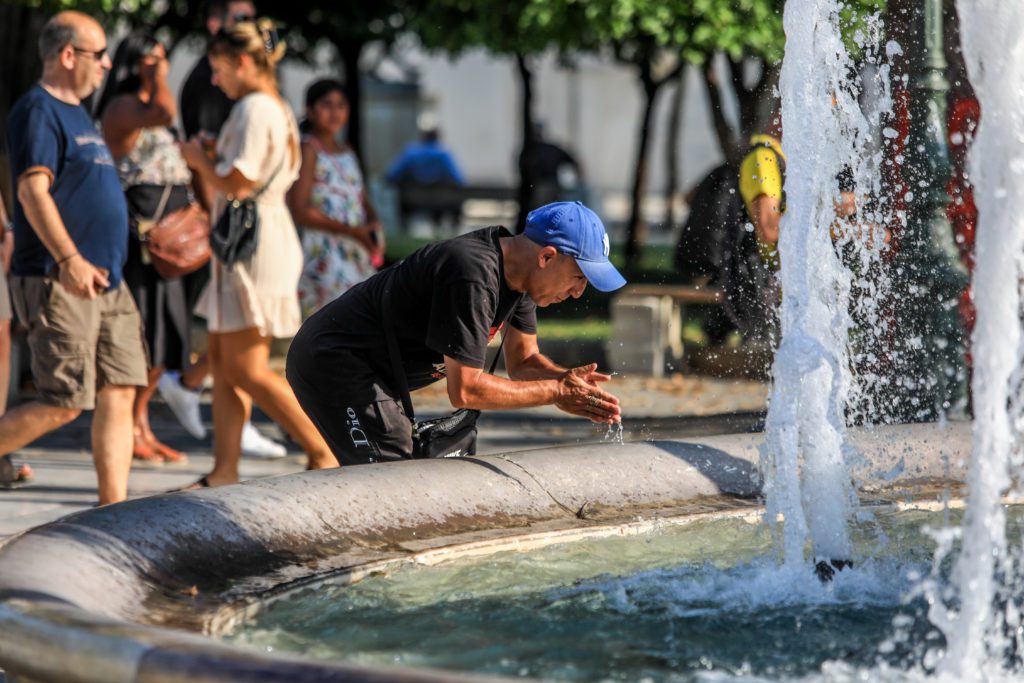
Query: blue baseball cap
524,201,627,292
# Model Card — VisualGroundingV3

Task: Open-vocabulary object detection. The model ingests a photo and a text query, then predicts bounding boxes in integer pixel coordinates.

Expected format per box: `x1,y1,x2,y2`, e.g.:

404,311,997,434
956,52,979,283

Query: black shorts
287,345,414,465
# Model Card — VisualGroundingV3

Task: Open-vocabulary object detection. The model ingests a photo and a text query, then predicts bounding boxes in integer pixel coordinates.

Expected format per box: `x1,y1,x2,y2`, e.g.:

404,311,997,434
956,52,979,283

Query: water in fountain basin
224,506,1024,681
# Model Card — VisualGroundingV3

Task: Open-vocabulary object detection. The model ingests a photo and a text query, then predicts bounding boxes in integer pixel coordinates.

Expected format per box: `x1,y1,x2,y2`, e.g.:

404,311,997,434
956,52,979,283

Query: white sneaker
158,371,206,439
241,422,288,458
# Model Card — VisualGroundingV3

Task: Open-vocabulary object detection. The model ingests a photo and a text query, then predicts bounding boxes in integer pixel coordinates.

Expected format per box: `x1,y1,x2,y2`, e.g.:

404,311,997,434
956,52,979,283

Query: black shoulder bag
382,291,519,459
210,141,288,268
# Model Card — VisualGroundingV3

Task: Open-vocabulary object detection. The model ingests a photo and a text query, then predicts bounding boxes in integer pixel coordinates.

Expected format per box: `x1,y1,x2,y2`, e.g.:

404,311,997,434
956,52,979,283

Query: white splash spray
932,0,1024,676
763,0,891,570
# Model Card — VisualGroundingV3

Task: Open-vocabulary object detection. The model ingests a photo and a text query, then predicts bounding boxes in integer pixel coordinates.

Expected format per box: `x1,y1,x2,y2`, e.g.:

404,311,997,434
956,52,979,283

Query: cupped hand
554,364,621,424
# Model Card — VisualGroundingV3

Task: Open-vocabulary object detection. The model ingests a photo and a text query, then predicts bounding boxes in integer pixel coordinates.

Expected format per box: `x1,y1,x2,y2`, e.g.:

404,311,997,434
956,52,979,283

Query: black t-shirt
297,226,537,399
179,56,236,139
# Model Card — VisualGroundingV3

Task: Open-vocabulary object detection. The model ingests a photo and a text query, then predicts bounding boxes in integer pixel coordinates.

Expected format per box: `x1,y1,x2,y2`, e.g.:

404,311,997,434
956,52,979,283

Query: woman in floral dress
288,80,384,319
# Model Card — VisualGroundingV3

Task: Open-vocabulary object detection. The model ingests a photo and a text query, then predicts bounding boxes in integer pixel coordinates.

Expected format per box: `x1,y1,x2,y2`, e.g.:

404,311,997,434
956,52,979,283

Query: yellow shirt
737,134,785,263
738,134,785,217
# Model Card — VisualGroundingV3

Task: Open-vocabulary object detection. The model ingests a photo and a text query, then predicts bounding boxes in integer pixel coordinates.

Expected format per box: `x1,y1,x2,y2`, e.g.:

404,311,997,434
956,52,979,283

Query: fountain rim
0,422,970,683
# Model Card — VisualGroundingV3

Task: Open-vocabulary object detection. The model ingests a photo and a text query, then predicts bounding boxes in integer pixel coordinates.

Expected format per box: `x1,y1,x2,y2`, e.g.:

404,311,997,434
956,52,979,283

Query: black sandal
0,454,32,489
171,476,210,492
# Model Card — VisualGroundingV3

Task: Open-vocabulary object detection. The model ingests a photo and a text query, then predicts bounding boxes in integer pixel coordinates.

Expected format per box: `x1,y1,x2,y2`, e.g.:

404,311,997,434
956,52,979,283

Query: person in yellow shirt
738,133,786,265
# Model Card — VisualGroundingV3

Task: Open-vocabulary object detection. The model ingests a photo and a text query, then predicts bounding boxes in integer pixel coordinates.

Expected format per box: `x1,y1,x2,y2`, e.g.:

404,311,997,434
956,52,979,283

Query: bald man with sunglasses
1,11,148,503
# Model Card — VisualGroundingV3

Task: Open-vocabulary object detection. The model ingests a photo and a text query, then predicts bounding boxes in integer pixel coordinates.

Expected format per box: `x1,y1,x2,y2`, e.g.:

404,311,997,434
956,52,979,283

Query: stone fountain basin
0,422,968,683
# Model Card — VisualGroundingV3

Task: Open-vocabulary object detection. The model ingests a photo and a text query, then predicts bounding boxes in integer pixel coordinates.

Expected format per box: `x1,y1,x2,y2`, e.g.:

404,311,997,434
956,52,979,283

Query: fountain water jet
931,0,1024,676
764,0,892,578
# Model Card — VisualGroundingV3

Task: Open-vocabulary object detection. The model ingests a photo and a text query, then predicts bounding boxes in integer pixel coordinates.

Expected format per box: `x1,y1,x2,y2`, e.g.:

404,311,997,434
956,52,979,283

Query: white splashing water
603,422,624,445
929,1,1024,677
763,0,892,570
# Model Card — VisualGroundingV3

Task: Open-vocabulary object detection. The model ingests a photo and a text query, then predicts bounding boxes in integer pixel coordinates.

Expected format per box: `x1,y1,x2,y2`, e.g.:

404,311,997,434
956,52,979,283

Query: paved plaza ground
0,374,767,541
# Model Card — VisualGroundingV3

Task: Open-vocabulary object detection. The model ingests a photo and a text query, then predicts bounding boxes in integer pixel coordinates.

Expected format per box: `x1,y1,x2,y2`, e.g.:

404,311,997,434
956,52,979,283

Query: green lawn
536,317,612,341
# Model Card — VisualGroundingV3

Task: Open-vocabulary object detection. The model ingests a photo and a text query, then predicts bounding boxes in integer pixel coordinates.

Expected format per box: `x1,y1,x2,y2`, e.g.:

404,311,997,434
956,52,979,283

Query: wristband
56,251,78,266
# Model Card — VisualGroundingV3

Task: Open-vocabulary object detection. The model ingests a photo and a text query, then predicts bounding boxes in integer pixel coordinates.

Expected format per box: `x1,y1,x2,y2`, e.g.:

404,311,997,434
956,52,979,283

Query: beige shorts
10,276,148,410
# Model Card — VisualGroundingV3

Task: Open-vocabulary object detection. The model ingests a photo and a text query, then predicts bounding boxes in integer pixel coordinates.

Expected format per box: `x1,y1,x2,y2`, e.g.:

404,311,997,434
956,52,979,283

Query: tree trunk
663,67,687,229
0,4,46,206
624,69,660,267
743,59,780,140
728,56,781,142
701,58,741,164
335,40,365,163
514,53,536,234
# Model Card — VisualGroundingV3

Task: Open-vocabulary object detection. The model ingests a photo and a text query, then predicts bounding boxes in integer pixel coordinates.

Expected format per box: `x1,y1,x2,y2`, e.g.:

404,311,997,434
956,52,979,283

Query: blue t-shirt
6,85,128,288
386,141,465,186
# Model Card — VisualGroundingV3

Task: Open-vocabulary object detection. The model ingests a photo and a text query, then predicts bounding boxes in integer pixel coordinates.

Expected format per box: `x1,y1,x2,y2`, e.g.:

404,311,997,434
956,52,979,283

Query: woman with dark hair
98,32,192,465
288,79,383,319
179,19,337,487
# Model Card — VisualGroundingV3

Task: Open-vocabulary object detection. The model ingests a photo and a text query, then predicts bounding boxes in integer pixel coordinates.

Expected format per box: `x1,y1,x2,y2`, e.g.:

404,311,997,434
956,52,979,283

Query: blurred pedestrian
179,0,255,142
165,0,289,459
96,32,192,465
520,122,584,209
0,199,15,414
289,80,383,319
179,18,337,487
387,124,464,234
0,200,27,488
1,11,148,504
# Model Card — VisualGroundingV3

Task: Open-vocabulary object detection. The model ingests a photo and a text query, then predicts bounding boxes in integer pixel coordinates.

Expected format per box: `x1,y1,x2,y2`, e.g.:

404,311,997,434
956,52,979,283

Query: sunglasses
72,45,108,61
230,13,255,23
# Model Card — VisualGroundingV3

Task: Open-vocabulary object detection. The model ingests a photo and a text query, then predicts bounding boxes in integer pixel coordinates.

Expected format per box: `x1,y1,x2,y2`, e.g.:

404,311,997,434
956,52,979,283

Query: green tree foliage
410,0,595,231
1,0,885,246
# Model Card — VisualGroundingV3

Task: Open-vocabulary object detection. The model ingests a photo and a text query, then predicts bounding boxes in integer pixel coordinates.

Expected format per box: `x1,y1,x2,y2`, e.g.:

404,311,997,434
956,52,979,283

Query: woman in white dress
180,19,336,486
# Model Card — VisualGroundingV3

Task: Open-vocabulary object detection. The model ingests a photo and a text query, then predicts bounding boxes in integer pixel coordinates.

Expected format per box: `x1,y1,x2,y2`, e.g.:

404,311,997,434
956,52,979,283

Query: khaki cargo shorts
10,276,148,410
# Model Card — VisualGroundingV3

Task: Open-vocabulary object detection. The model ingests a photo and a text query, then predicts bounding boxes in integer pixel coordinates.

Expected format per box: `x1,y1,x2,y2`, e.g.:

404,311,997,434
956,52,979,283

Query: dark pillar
893,0,968,420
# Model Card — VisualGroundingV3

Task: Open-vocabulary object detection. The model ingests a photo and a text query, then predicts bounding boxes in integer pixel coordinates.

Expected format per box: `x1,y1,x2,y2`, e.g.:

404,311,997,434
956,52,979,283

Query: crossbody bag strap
486,296,522,374
147,183,174,224
247,100,294,202
381,286,416,421
249,144,288,202
381,290,524,423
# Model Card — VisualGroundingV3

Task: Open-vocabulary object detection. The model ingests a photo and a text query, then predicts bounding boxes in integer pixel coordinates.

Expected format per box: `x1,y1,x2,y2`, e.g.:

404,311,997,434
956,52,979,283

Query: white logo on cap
602,234,610,258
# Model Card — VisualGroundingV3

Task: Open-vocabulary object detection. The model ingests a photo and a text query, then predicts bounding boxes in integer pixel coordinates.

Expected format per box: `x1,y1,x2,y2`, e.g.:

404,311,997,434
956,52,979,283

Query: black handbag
210,146,287,268
210,197,258,267
382,289,519,459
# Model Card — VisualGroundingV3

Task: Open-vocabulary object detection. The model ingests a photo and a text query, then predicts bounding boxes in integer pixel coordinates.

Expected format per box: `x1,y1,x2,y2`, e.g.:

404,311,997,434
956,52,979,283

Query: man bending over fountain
287,201,625,464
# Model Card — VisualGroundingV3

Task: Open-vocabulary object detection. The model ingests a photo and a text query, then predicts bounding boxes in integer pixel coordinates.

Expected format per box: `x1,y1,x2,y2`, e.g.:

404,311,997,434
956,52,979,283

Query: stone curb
0,422,970,682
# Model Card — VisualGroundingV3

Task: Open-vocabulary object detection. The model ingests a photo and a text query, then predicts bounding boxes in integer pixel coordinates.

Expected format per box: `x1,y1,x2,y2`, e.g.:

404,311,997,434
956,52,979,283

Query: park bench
607,283,723,377
395,183,517,232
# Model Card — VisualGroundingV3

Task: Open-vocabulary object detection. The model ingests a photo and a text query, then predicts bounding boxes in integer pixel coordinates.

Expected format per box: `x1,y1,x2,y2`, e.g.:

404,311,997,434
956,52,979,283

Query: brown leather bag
138,186,211,280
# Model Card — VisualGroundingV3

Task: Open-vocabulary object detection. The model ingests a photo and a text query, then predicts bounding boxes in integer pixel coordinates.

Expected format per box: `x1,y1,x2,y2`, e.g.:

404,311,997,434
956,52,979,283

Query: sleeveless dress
195,93,303,338
296,139,377,319
116,126,193,371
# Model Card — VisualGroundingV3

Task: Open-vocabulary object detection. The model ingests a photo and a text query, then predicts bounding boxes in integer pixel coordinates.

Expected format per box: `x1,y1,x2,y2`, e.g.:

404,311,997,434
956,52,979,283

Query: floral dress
297,138,377,319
